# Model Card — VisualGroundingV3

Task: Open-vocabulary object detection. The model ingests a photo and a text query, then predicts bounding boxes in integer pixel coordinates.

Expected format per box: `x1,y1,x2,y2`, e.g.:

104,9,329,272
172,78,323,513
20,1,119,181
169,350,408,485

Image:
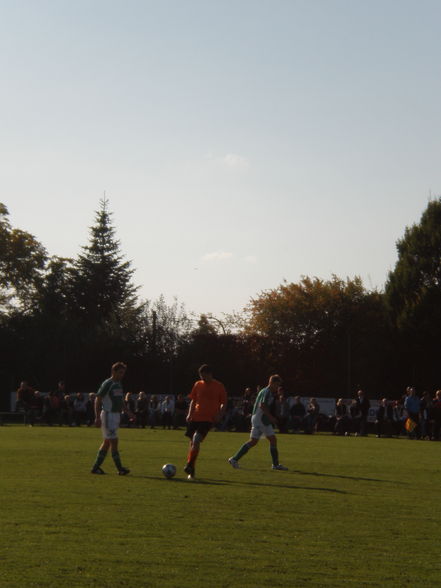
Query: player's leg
184,421,197,477
184,422,210,478
266,434,288,470
91,438,110,474
109,437,130,475
228,434,259,468
185,430,203,477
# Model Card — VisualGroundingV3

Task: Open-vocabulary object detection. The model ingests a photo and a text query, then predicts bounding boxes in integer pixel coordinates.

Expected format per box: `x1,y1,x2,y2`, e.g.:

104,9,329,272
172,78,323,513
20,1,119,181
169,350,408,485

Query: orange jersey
188,379,227,422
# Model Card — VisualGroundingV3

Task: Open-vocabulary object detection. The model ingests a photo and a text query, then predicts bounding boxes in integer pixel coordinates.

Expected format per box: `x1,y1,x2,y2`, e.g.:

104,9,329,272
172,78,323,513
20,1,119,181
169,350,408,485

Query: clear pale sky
1,1,440,317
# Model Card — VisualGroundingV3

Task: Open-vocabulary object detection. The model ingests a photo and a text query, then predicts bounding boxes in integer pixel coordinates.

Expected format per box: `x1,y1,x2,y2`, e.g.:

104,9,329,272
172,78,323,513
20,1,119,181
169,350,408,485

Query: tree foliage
139,296,192,359
3,195,439,397
245,276,371,344
72,197,139,326
243,276,390,394
0,203,47,312
385,198,441,386
385,198,441,337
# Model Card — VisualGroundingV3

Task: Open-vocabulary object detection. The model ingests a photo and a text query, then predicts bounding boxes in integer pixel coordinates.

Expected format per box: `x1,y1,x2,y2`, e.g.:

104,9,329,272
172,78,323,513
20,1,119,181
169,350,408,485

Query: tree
243,276,390,395
72,197,139,325
385,198,441,386
139,296,192,359
193,314,218,336
385,198,441,336
0,203,47,312
36,256,75,317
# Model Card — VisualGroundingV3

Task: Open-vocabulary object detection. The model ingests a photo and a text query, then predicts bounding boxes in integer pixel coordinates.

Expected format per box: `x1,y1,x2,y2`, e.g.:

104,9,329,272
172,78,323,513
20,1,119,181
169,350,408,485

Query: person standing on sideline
184,364,227,480
355,389,370,436
228,375,288,471
90,362,130,475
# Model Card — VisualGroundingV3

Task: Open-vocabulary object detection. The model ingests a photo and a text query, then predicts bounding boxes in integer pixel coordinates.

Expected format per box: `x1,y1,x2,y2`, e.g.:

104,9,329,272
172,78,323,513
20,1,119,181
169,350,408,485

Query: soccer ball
162,463,176,478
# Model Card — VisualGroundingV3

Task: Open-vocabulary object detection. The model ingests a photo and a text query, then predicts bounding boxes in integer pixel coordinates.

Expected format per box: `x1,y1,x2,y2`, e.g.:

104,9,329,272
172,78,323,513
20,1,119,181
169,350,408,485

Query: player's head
268,374,282,390
111,362,127,380
199,364,213,382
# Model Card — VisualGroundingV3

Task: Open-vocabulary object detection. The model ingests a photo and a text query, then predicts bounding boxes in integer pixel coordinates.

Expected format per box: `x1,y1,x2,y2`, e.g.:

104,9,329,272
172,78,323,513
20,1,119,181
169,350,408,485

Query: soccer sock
233,442,252,461
93,449,107,469
187,447,199,466
270,445,279,466
112,451,123,470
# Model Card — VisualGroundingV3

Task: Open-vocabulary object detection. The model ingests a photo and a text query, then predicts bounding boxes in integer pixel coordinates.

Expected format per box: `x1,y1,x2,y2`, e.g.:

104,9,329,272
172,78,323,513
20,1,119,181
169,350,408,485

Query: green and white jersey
97,378,124,413
252,386,274,426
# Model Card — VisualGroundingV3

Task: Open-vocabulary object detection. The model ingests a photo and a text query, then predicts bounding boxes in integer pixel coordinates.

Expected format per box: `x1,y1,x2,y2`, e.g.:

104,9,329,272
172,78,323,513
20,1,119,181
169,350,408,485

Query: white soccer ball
162,463,177,478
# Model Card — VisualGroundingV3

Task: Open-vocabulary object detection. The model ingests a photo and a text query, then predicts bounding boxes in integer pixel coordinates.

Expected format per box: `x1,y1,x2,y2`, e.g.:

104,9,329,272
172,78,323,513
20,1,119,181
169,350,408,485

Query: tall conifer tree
73,197,138,325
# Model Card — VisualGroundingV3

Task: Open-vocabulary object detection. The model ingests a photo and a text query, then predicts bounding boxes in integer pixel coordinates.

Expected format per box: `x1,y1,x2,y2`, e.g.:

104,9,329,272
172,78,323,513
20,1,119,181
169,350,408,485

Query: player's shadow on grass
135,475,228,486
189,478,348,494
292,469,405,485
218,480,349,494
135,475,347,493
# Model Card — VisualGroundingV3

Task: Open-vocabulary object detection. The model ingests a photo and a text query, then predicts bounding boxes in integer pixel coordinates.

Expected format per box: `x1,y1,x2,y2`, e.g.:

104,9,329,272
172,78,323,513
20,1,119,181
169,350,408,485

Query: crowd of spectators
15,381,96,427
14,381,189,430
13,380,441,440
330,386,441,440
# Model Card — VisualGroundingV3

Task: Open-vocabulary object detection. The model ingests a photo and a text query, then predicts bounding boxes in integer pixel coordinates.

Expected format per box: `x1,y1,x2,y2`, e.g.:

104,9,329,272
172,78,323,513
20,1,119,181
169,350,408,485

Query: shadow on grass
134,475,348,494
292,469,405,484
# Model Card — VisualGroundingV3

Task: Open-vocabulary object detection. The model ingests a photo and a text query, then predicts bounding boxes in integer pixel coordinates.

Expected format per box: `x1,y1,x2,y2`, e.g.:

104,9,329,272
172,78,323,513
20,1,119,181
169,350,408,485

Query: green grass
1,426,441,587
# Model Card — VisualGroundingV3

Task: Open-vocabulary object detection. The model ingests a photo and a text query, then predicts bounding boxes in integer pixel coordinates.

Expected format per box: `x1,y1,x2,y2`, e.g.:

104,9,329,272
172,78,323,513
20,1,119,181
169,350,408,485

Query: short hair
269,374,282,385
198,364,212,375
112,362,127,372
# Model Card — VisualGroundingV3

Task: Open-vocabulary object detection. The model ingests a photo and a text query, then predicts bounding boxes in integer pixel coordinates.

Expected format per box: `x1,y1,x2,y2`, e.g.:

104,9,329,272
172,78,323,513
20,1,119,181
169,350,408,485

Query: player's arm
94,395,103,427
213,402,226,424
186,399,195,422
214,386,228,423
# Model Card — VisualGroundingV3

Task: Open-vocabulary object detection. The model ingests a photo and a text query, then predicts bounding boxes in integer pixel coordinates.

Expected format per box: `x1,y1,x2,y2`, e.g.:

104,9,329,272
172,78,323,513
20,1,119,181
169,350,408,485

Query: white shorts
101,411,120,440
250,414,275,439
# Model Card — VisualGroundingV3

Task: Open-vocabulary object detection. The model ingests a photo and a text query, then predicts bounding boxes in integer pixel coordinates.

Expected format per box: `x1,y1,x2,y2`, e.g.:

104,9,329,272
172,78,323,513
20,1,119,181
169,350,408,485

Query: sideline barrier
0,412,26,425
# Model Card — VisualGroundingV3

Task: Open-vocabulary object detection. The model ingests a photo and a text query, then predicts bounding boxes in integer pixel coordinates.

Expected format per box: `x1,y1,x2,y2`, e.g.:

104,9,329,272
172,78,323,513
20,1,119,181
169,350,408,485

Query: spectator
135,391,149,428
124,392,136,427
375,398,393,438
148,395,159,428
61,393,74,426
419,391,432,440
73,392,87,426
355,389,370,436
86,393,96,426
173,393,188,429
56,380,66,400
290,396,306,433
230,399,245,431
45,390,62,426
16,381,35,425
391,400,405,437
220,397,235,431
238,388,254,432
404,387,420,439
275,387,289,434
160,395,174,430
334,398,350,436
349,399,361,435
431,390,441,441
304,398,320,434
30,391,44,424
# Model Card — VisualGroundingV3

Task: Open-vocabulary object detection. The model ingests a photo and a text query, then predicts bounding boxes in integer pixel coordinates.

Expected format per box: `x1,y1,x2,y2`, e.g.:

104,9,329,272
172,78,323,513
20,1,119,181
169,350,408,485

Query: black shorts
185,421,212,440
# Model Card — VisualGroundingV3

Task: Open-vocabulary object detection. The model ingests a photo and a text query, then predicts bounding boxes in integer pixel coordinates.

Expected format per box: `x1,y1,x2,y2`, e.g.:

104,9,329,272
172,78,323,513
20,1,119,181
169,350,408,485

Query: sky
1,0,440,318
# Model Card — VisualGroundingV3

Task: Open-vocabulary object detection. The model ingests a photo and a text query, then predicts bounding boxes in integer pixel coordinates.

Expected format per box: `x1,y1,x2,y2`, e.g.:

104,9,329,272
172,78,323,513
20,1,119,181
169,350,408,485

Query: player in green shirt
90,362,130,475
228,374,288,470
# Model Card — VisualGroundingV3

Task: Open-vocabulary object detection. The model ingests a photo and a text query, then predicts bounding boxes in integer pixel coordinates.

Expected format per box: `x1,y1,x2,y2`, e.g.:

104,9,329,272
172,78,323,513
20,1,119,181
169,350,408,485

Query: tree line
1,197,440,407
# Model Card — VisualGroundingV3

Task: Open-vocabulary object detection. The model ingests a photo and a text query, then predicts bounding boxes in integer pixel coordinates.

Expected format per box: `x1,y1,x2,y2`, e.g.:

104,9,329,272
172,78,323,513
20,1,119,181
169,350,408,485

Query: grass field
1,426,440,587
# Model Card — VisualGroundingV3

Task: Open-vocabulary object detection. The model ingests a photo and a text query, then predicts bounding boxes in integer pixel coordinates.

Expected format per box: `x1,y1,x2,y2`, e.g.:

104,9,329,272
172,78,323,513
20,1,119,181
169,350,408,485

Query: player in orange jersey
184,364,227,480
